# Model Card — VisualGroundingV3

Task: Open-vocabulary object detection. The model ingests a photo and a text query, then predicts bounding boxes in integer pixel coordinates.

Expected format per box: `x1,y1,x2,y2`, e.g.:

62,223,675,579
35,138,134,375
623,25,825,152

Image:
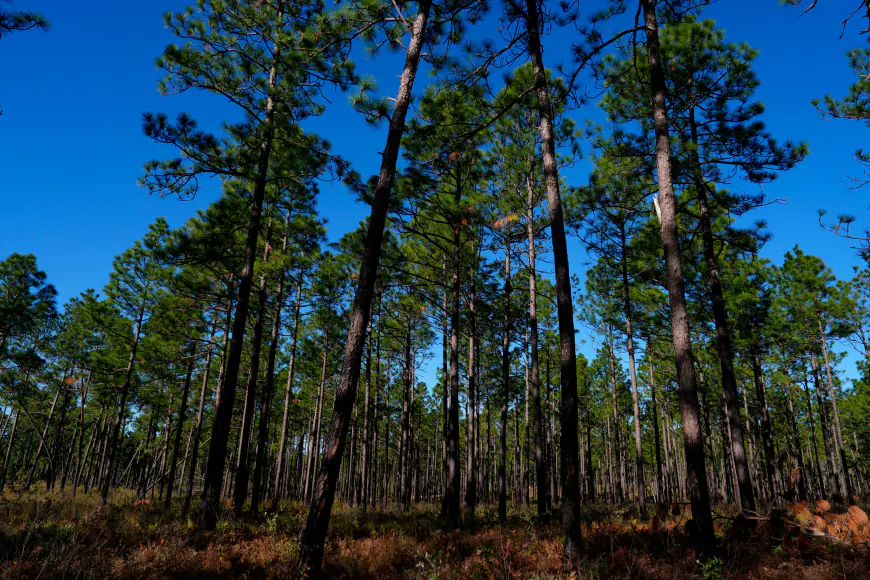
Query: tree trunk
50,382,72,491
614,225,646,510
101,303,145,505
25,381,63,490
648,356,663,503
817,319,853,501
158,394,174,500
607,329,624,504
445,172,463,528
165,349,195,508
523,0,581,561
72,380,90,496
689,105,755,513
640,0,716,555
784,379,808,500
499,239,511,524
371,315,382,509
233,270,270,516
811,352,838,500
803,370,825,499
526,184,547,519
400,320,413,510
751,351,777,504
183,310,224,520
252,227,291,516
272,276,303,510
304,336,329,502
0,410,18,493
359,319,373,511
465,250,478,523
296,1,432,570
199,17,281,528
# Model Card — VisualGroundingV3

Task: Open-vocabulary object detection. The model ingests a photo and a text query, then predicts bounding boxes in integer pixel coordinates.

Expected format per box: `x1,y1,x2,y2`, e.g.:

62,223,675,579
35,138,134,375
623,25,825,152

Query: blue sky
1,0,868,384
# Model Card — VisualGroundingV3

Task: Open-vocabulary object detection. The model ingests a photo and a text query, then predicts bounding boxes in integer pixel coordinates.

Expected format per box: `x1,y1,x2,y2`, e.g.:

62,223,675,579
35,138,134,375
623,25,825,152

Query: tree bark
165,349,195,508
199,9,282,528
526,180,547,520
252,224,291,516
296,1,432,569
499,239,511,524
618,225,646,511
271,275,303,510
817,319,853,501
523,0,582,561
445,168,463,528
233,267,270,516
101,302,146,505
648,356,664,503
640,0,716,555
688,104,755,513
25,380,63,490
0,410,17,493
751,350,777,504
465,249,478,523
607,329,624,504
400,320,413,510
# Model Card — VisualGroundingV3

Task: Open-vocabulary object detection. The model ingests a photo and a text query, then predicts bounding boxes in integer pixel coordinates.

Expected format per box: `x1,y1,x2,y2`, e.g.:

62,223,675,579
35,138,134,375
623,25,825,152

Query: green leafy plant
697,556,725,580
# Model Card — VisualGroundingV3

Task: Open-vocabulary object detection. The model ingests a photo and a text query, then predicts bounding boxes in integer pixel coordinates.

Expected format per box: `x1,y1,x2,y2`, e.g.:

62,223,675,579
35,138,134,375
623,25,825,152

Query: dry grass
0,490,868,579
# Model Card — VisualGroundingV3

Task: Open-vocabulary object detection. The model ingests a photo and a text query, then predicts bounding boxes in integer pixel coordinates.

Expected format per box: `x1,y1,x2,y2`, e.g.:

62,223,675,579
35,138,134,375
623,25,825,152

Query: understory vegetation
2,492,868,579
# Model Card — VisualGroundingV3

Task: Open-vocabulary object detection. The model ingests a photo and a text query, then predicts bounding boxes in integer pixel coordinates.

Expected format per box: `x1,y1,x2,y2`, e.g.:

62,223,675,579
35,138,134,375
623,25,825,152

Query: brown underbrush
0,490,868,579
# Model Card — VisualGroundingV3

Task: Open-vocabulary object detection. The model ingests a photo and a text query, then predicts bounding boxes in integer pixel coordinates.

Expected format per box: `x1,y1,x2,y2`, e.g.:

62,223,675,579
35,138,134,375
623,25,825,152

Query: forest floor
0,489,868,579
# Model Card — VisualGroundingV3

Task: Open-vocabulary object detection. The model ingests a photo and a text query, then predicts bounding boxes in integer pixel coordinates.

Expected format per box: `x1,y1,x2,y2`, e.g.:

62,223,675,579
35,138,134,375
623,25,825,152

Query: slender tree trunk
648,356,663,503
688,106,755,513
803,371,825,499
296,2,432,572
158,394,174,500
272,276,303,510
371,315,382,510
523,0,581,560
183,311,224,520
252,225,291,516
465,250,478,523
640,0,716,555
607,329,624,504
83,408,105,494
617,226,646,511
811,352,838,500
50,382,72,491
400,321,413,510
445,171,463,528
514,389,522,502
101,304,146,505
526,184,547,520
304,336,329,502
233,269,271,516
499,240,511,524
360,321,373,511
165,349,195,508
0,410,18,493
26,381,64,490
784,380,808,500
817,319,853,500
199,11,282,528
73,381,90,496
751,350,777,504
742,385,761,502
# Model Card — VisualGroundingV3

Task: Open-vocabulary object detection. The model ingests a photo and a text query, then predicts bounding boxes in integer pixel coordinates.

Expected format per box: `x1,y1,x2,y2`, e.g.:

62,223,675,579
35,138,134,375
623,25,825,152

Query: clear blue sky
1,0,868,383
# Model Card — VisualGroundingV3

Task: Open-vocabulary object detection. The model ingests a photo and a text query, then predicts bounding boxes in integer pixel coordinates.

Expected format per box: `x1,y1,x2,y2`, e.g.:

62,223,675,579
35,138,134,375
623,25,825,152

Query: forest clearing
2,0,870,578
